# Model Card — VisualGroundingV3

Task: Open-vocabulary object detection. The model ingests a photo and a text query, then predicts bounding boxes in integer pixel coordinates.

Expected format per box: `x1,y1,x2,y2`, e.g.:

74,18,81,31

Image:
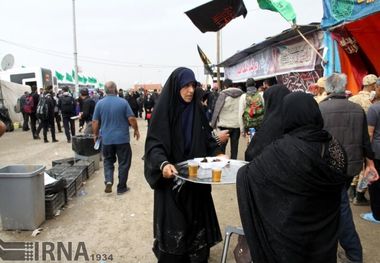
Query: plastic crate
64,167,86,185
45,165,68,179
52,157,76,167
64,177,76,203
74,160,95,179
45,191,65,219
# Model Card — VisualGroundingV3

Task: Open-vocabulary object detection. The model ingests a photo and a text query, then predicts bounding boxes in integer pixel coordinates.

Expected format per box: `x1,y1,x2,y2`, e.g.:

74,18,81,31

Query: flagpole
216,30,221,90
72,0,79,97
292,24,327,65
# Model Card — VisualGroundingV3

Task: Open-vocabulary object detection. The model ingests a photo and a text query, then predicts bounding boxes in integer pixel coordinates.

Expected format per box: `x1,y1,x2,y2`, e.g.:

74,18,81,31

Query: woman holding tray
144,67,223,263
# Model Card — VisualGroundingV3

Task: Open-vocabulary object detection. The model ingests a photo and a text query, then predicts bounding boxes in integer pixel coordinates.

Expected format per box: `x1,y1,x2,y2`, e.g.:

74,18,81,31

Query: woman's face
180,82,195,103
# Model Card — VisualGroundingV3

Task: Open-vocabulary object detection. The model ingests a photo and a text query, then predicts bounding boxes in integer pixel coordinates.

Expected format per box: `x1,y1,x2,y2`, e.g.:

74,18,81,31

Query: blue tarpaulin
322,0,380,29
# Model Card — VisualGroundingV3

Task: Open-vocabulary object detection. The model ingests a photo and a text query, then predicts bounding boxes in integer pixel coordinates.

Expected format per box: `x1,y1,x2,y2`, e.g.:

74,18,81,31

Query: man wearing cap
349,74,377,113
314,77,327,103
348,74,377,206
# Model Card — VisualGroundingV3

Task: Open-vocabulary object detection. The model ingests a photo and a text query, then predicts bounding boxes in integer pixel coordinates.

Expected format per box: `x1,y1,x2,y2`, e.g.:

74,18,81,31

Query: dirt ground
0,118,379,263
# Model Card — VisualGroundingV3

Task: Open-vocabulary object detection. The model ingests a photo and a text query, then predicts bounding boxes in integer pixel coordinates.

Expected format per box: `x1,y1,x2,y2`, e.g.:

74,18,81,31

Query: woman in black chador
237,92,347,263
144,67,222,263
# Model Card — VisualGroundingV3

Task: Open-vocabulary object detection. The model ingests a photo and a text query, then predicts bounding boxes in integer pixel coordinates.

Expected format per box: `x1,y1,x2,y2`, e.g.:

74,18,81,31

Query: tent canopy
0,79,30,123
219,23,320,67
322,0,380,29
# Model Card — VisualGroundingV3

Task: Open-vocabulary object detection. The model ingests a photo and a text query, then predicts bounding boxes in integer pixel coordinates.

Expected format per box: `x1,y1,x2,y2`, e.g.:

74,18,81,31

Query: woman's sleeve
145,140,169,189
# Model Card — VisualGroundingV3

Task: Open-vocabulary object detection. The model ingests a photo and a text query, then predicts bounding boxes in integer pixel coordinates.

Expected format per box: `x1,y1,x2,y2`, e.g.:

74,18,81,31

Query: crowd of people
2,68,380,263
144,68,380,263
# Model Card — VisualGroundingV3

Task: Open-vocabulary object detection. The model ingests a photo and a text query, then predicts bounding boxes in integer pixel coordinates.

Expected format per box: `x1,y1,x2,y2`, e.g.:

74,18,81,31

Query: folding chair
220,226,245,263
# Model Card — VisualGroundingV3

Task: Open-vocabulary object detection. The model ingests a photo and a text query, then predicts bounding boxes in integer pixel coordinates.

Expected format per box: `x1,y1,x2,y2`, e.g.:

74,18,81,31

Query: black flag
185,0,248,33
197,45,214,76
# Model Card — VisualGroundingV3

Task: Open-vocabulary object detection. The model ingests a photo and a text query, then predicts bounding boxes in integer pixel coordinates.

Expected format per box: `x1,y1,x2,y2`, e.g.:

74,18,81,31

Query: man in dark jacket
79,88,96,135
29,86,40,139
126,91,139,117
36,87,58,143
319,73,377,263
19,91,30,131
58,86,76,143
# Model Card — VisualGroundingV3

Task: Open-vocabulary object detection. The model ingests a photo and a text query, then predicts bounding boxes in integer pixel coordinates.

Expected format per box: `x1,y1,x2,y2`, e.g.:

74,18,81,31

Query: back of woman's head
263,84,290,115
282,92,324,133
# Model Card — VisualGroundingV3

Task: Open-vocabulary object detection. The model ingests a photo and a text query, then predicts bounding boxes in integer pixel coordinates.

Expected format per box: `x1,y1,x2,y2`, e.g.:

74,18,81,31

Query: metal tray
174,159,248,185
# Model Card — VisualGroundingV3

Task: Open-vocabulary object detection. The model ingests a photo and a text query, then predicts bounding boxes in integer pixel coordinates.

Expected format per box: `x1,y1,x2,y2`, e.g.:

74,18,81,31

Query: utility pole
216,31,221,90
72,0,79,96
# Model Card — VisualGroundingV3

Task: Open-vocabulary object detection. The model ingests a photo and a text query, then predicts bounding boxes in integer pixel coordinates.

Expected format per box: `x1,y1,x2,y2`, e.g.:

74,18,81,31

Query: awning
219,23,320,68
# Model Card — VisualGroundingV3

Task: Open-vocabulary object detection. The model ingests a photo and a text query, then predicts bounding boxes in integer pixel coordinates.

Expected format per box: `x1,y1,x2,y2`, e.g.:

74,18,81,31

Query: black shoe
44,139,49,143
104,182,113,193
67,139,71,143
117,187,130,195
34,135,41,140
52,139,59,143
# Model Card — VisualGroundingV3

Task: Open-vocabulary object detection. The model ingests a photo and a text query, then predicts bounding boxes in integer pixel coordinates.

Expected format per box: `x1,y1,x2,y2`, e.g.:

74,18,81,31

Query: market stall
322,1,380,94
220,23,324,91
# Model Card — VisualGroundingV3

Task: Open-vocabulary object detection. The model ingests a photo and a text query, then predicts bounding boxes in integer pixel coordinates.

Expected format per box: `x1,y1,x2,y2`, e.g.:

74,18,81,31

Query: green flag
66,73,73,82
88,77,97,84
99,83,104,88
83,76,88,84
72,69,75,79
257,0,296,23
78,75,84,83
55,71,64,81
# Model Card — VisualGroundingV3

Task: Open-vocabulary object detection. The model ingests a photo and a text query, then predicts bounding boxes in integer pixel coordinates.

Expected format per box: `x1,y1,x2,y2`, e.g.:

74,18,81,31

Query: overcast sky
0,0,323,89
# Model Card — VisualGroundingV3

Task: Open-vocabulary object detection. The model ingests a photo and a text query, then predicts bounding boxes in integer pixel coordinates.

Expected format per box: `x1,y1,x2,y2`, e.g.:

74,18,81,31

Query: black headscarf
237,92,346,263
245,84,290,161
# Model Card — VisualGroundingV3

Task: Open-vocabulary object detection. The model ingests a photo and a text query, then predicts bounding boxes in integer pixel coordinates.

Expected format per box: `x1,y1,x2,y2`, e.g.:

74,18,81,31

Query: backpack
60,96,74,114
36,96,49,120
242,93,264,130
23,95,34,114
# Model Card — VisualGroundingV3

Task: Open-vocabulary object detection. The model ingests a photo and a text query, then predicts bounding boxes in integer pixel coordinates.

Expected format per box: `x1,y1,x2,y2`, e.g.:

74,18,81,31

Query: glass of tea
188,161,199,177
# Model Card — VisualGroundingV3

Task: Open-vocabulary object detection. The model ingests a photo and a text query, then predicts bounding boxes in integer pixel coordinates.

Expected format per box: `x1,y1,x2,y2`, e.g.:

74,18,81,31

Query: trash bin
72,135,100,156
0,165,45,230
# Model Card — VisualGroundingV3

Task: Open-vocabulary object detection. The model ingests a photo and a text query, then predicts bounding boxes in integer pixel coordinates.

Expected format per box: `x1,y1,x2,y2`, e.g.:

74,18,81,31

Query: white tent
0,79,30,123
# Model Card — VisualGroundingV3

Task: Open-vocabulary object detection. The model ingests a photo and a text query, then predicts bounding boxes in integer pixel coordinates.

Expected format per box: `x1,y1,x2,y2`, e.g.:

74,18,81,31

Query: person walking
19,91,30,131
36,87,58,143
92,81,140,195
211,78,243,159
144,67,224,262
58,86,76,143
319,73,377,263
79,88,96,135
29,85,40,139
